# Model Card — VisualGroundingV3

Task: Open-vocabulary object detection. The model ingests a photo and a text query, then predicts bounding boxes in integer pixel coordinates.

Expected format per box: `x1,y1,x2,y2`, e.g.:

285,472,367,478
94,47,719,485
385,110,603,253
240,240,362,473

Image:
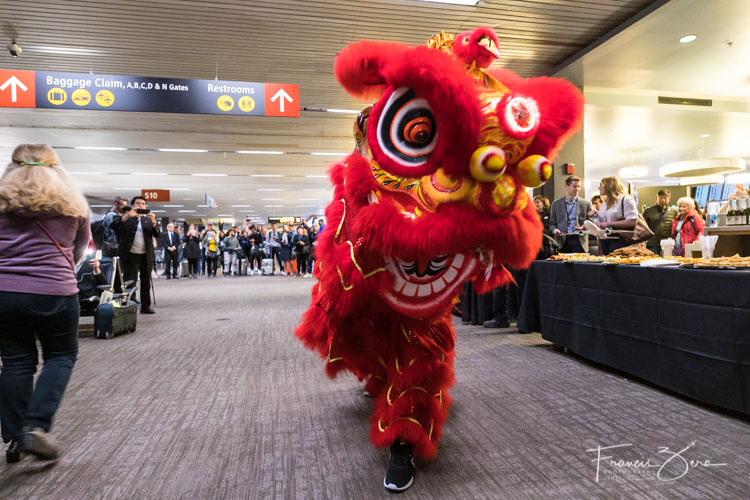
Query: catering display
549,250,750,268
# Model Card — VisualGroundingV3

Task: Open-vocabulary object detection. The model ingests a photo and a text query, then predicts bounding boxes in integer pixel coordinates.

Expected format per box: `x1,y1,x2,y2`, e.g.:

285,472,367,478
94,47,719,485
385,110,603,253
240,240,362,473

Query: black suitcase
94,302,138,339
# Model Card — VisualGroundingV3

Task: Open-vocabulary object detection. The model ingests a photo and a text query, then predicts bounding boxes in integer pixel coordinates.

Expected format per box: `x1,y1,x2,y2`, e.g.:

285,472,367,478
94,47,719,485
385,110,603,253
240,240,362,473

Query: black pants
251,253,263,271
206,255,219,276
124,252,152,308
561,237,585,253
187,258,198,275
163,249,178,278
271,247,282,271
296,253,308,274
492,286,509,323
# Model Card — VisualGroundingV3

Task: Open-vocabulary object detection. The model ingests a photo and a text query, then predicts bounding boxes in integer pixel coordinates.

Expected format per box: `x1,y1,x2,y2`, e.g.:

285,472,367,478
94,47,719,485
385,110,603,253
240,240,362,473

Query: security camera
8,42,22,57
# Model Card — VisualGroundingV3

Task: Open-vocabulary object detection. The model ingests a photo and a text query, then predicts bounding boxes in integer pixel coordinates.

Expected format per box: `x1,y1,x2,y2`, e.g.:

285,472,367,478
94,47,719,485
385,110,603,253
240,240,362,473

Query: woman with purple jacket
0,144,90,464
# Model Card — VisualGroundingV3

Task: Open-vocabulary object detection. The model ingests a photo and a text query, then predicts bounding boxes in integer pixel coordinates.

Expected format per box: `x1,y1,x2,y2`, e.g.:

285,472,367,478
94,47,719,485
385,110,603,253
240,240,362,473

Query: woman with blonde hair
0,144,90,463
595,175,638,255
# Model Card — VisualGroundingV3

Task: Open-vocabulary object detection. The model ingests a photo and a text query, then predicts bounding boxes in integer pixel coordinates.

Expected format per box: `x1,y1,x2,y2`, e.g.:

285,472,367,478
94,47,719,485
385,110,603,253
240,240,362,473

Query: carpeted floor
1,275,748,499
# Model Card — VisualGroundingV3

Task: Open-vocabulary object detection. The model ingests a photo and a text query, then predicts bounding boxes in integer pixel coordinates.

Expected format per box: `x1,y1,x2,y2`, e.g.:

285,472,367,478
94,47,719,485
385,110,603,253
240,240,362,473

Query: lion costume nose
469,146,506,182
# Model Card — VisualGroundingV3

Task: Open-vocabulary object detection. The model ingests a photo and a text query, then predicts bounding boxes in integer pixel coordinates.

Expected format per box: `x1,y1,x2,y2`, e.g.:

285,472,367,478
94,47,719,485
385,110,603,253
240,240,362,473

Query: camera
136,208,151,215
8,42,22,57
122,205,132,213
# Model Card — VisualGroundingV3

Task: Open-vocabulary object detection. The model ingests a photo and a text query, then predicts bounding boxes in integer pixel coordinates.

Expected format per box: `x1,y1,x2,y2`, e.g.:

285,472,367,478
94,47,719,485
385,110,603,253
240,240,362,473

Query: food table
517,259,750,415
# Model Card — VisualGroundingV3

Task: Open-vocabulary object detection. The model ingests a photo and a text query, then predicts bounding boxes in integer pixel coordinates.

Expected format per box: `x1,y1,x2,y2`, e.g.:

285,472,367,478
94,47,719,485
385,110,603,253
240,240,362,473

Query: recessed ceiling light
132,172,167,176
74,146,127,151
700,134,710,138
326,108,361,114
236,150,284,155
191,173,227,177
251,174,284,177
163,205,184,207
197,204,209,207
158,148,208,153
232,204,251,207
70,171,105,175
679,34,697,43
305,175,329,178
413,0,480,5
261,198,283,201
264,205,284,207
150,210,166,213
310,152,344,156
178,210,196,213
299,198,320,201
297,205,317,207
31,46,103,56
89,204,111,208
257,188,282,191
217,214,233,217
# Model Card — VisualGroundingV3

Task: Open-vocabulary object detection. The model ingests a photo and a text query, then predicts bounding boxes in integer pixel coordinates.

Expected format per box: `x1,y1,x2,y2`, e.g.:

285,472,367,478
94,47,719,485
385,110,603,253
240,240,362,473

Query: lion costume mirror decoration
295,27,582,471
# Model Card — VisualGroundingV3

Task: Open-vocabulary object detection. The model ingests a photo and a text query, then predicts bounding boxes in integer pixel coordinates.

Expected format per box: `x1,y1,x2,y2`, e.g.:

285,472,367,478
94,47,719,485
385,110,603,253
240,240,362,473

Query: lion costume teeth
295,27,583,460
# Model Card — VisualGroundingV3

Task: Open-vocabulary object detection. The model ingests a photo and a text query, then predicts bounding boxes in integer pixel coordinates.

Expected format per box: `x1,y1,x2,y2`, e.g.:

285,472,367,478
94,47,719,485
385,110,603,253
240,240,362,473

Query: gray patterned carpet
1,275,748,499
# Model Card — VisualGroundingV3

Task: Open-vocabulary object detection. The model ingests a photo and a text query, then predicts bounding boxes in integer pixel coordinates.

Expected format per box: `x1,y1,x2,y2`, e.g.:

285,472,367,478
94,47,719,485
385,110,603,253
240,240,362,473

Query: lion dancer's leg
370,333,454,490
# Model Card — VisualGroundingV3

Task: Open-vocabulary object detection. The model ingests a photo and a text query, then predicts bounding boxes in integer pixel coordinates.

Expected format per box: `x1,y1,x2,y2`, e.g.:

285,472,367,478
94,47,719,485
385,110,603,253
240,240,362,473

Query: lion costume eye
498,94,540,139
376,87,438,167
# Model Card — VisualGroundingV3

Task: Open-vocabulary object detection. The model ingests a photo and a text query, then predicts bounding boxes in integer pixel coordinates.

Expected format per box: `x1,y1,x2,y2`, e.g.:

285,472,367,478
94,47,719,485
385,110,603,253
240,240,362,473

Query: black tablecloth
518,260,750,415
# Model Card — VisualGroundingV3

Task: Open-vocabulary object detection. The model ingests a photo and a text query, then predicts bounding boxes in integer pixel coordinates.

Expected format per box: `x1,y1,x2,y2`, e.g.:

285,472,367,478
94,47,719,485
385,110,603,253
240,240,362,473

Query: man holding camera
110,196,160,314
102,196,128,258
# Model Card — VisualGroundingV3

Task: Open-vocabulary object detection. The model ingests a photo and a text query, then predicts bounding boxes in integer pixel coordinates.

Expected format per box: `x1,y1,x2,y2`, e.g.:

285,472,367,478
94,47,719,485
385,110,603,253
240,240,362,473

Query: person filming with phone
110,196,160,314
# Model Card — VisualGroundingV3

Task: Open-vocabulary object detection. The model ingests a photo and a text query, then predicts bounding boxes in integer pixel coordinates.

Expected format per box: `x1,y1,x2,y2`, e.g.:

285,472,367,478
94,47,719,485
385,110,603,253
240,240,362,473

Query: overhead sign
268,216,302,224
205,193,217,208
142,189,170,202
0,69,299,117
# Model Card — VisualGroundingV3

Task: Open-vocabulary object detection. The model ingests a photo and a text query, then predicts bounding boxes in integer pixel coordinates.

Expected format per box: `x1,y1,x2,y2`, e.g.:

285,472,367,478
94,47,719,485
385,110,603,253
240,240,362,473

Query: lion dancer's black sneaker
383,441,415,492
6,438,23,464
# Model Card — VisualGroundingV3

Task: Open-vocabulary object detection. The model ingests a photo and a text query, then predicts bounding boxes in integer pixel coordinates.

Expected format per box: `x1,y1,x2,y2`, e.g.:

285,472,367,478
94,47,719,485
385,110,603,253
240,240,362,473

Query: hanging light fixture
660,157,745,178
678,174,725,186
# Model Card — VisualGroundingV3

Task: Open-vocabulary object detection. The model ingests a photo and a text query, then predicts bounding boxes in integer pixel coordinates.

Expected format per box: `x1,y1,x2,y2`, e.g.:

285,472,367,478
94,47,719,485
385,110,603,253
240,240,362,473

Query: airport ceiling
0,0,665,222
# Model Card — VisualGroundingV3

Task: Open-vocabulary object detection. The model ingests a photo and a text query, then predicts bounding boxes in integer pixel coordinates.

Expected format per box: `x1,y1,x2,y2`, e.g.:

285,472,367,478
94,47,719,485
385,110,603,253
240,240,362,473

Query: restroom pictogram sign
0,70,35,108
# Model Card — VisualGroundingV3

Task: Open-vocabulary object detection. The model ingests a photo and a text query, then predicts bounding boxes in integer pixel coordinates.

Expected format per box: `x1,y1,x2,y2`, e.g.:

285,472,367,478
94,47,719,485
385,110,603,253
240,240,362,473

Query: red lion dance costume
295,28,583,489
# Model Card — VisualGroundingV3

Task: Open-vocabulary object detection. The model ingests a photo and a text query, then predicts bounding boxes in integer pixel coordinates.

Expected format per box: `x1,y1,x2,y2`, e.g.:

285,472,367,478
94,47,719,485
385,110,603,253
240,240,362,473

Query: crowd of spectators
153,219,324,279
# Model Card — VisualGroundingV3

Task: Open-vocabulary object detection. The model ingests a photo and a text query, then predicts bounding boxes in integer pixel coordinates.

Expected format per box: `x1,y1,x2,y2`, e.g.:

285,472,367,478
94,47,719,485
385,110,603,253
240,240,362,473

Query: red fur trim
334,41,408,102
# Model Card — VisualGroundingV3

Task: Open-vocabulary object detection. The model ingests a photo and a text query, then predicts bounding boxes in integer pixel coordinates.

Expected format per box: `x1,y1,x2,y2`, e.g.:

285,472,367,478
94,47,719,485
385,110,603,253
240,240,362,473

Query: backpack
91,219,105,250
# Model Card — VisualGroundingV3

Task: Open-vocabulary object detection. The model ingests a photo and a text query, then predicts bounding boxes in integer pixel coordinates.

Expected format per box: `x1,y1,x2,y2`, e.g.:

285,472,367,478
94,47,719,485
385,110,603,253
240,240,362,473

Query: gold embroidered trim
346,240,385,278
336,265,353,291
334,199,346,242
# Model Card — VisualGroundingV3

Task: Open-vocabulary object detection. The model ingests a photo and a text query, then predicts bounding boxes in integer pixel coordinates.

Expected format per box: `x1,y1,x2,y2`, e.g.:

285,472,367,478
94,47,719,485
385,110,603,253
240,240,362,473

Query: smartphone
137,208,151,214
95,250,102,260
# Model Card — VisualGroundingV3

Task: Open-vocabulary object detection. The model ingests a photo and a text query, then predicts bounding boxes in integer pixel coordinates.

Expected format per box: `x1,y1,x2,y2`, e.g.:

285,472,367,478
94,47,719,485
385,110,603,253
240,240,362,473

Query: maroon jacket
0,208,90,296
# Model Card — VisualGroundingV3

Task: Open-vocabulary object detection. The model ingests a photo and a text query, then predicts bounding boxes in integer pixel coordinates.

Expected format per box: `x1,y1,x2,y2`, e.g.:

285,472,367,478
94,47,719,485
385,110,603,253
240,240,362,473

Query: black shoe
173,276,179,280
483,318,510,328
141,307,156,314
384,441,414,492
21,428,59,460
6,439,22,463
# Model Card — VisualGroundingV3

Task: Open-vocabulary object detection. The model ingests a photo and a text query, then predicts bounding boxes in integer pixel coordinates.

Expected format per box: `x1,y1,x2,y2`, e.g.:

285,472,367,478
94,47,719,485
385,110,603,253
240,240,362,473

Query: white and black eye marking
376,87,438,166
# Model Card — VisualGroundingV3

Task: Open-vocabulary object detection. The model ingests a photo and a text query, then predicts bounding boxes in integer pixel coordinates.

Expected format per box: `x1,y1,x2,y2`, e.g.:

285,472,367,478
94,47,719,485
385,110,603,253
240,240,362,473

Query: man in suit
549,176,592,253
110,196,160,314
160,222,180,279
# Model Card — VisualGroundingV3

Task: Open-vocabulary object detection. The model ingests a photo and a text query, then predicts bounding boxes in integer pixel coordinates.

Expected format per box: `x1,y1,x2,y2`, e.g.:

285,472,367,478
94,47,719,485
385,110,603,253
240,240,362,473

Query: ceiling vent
658,96,713,107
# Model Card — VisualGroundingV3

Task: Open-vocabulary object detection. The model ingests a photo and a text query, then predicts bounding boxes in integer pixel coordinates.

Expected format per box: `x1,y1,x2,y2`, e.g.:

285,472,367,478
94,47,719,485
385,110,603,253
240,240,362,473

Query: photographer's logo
586,442,727,483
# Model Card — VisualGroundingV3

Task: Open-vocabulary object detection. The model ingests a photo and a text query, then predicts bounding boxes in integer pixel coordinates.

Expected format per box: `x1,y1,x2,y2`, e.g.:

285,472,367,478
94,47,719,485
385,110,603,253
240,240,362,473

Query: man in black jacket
160,222,180,280
110,196,160,314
